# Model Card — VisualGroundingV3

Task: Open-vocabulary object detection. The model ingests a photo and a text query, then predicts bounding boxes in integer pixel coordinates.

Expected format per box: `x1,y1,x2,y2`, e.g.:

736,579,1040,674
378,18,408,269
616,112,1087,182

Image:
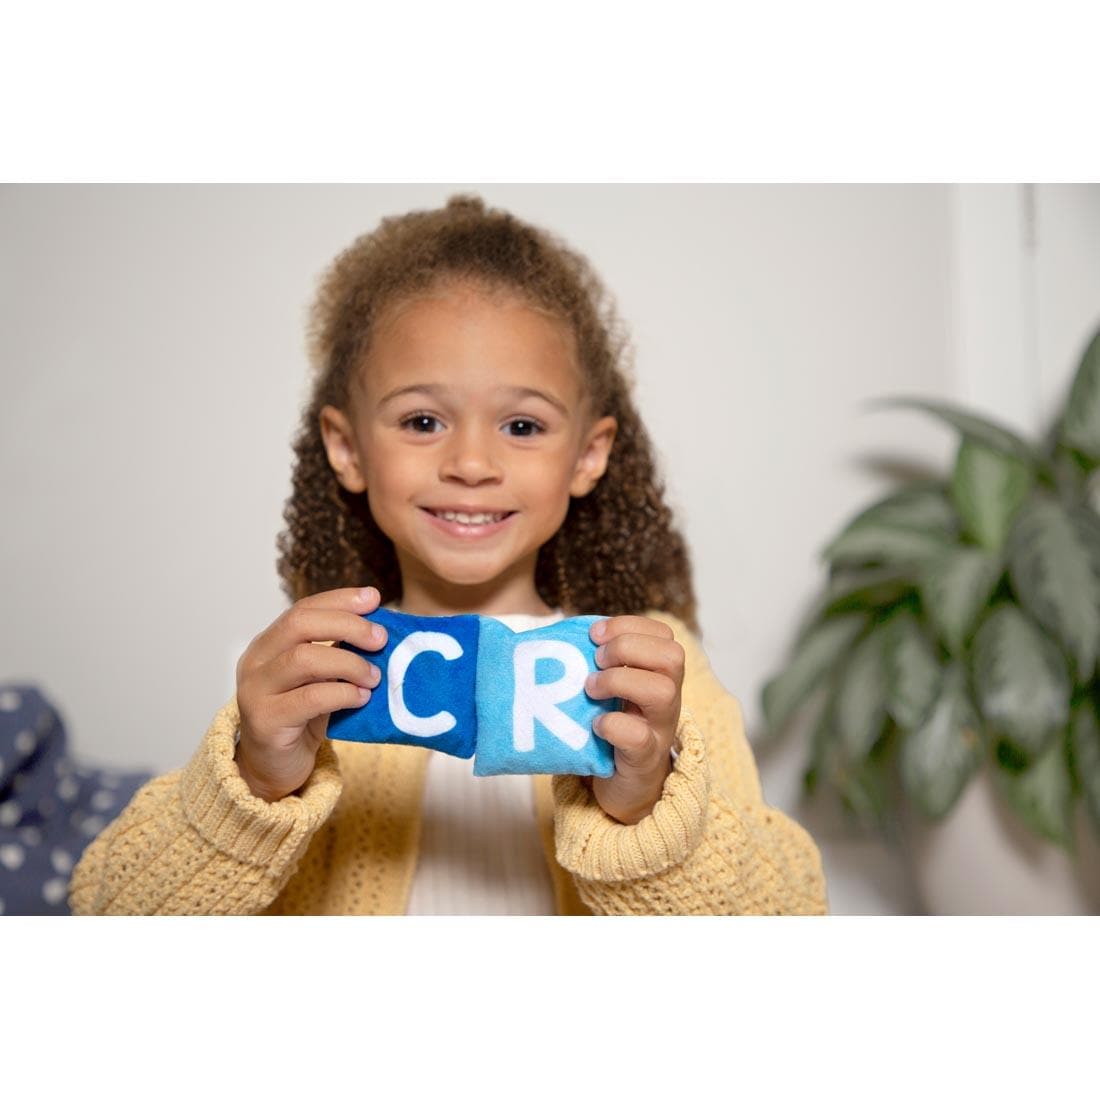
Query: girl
70,194,827,916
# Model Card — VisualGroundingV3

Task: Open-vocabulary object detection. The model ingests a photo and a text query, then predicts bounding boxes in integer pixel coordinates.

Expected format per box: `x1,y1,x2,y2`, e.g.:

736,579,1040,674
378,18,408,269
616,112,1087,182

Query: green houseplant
762,328,1100,854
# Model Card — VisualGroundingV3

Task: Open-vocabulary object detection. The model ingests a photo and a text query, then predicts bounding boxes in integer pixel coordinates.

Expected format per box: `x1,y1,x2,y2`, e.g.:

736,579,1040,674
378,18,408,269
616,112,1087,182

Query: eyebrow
377,383,571,416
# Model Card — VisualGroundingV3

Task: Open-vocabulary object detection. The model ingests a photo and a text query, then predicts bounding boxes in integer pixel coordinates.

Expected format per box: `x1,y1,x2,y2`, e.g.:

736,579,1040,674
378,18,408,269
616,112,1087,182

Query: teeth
436,510,506,525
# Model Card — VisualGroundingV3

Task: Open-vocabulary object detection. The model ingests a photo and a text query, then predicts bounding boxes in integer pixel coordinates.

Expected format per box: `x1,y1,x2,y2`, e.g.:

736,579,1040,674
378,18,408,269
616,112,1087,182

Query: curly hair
276,193,698,633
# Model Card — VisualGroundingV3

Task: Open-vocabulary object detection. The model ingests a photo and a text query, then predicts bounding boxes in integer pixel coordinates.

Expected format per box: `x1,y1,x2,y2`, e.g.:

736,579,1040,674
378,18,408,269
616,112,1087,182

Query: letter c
388,631,464,737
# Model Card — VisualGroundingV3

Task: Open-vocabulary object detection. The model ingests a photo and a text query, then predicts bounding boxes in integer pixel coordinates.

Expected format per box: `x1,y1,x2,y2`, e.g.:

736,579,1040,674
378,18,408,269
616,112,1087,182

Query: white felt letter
388,631,464,737
512,640,591,751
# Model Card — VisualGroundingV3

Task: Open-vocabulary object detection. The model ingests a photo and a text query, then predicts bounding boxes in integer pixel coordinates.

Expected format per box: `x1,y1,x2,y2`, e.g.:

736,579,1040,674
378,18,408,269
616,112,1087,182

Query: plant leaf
835,754,894,833
823,522,954,570
1061,326,1100,463
802,695,835,796
1087,469,1100,515
883,611,943,731
1071,504,1100,585
820,566,914,618
950,439,1033,550
1070,701,1100,836
899,663,983,819
972,605,1072,756
822,485,958,570
1050,445,1089,505
833,630,889,760
919,545,1003,654
1007,497,1100,677
839,483,958,533
996,733,1074,848
874,397,1042,466
762,615,866,734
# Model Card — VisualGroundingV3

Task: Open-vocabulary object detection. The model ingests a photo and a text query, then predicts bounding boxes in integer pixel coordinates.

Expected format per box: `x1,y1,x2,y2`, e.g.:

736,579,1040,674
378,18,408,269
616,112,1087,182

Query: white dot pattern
90,790,116,813
41,878,67,906
1,682,152,914
78,815,106,838
0,844,25,872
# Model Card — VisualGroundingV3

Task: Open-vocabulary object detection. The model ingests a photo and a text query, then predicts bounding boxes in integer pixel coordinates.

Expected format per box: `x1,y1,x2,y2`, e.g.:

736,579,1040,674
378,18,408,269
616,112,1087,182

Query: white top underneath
403,610,564,916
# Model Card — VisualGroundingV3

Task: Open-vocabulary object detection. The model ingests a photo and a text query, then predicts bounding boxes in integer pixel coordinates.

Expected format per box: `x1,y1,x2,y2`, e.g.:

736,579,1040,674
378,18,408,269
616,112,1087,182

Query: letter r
512,640,592,752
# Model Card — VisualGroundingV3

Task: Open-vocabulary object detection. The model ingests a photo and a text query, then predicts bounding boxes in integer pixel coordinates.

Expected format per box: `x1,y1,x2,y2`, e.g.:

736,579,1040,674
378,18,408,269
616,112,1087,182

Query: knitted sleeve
550,614,828,915
68,699,343,915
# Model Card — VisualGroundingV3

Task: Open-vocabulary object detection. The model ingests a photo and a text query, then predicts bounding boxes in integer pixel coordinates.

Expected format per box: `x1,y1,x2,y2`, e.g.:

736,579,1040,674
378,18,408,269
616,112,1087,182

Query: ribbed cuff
551,706,711,883
179,698,343,881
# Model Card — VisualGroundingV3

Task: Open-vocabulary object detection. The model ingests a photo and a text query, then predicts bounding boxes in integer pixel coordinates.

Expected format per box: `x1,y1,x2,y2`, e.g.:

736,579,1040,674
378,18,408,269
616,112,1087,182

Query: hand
584,615,685,825
234,586,388,802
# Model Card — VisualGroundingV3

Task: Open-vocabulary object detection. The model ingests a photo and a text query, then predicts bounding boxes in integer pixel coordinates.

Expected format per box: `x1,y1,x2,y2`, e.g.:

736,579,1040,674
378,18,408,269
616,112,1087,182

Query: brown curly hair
276,193,698,634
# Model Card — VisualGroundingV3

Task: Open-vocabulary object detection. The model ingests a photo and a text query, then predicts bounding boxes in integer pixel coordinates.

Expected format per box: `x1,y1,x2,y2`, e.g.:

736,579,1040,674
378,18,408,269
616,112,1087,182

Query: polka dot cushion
0,684,152,915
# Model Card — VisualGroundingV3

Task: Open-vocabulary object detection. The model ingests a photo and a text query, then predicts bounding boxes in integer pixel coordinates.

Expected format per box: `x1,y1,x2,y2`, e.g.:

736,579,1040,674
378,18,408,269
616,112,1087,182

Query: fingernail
357,687,371,703
595,645,607,665
585,672,598,692
358,587,376,604
592,619,606,639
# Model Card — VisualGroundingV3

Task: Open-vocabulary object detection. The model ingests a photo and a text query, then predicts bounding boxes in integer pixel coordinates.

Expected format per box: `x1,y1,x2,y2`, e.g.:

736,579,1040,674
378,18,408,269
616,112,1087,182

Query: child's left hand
584,616,685,825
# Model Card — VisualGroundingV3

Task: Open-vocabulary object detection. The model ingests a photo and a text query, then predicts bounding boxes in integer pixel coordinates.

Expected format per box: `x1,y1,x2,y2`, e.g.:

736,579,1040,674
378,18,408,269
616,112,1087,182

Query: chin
437,567,510,589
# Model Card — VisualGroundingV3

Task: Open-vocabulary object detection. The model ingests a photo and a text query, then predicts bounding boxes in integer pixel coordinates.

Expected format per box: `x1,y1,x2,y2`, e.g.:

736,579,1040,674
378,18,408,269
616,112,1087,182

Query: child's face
319,282,617,613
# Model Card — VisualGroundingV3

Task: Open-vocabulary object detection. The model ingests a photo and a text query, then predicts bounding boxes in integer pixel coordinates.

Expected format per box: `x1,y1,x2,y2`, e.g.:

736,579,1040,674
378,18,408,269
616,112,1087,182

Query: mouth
419,507,517,537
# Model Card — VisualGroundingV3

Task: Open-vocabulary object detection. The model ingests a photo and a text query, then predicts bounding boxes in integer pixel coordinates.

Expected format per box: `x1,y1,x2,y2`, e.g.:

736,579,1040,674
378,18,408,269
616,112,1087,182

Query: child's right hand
234,586,387,802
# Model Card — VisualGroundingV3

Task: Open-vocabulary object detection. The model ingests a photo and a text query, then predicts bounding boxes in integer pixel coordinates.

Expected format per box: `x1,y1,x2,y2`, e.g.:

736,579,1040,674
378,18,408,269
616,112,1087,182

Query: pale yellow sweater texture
69,612,828,916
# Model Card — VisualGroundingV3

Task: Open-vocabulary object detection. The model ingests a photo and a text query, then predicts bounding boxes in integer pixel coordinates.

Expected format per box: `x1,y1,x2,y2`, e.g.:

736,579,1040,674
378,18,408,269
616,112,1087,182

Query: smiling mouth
421,508,516,527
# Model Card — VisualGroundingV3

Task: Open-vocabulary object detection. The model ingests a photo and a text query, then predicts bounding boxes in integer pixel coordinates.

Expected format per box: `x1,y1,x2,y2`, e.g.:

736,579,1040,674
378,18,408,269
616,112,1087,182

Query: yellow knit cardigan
69,612,828,915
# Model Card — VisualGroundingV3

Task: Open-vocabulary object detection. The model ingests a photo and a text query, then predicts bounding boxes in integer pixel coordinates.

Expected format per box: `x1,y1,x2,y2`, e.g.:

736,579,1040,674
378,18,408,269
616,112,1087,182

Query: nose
439,423,503,486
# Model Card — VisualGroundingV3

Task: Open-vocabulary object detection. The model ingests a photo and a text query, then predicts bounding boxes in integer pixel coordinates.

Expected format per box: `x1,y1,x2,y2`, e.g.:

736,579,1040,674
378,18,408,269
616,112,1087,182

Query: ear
319,405,368,494
569,415,617,497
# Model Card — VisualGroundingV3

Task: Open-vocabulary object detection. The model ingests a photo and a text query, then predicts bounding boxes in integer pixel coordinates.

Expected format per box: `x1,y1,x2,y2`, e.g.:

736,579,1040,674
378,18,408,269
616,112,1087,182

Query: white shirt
404,610,564,916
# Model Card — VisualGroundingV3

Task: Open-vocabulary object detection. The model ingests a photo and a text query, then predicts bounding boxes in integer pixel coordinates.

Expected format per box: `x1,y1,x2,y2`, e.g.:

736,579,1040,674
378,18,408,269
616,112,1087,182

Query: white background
2,183,1098,913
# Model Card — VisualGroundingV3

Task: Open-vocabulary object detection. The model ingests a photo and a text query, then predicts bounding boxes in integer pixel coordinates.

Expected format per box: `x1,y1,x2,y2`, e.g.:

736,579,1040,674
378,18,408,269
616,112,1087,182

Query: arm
68,698,342,915
550,614,828,915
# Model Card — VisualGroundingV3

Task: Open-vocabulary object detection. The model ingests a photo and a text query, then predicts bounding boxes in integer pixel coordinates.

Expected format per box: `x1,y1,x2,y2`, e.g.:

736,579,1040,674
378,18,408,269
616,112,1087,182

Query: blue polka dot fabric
0,684,152,915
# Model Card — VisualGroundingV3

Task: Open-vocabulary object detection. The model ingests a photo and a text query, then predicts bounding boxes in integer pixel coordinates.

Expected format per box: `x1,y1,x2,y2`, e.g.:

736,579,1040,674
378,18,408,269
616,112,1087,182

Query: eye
504,418,544,438
400,412,444,434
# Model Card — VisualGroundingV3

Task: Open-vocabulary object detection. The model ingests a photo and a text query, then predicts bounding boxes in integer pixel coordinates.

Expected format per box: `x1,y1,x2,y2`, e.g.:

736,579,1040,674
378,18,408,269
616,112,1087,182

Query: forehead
358,284,583,402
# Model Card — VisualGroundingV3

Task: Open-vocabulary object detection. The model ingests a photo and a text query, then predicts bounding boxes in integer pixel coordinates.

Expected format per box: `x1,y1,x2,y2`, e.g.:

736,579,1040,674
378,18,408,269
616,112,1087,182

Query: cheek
518,452,575,499
361,456,413,521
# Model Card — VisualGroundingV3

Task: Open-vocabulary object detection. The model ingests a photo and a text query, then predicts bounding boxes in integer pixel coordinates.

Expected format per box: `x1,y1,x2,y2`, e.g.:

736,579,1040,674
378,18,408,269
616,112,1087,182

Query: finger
592,710,663,769
248,591,387,668
586,665,679,717
266,679,373,730
590,615,674,645
594,634,684,680
261,641,382,697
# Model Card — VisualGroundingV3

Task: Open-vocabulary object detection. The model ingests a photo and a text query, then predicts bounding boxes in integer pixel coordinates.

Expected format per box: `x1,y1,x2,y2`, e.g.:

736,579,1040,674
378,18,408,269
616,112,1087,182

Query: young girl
70,194,827,916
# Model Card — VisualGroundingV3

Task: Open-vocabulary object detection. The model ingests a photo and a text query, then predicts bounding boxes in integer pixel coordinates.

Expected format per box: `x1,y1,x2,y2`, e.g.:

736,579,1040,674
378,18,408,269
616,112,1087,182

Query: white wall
1034,185,1100,426
3,184,1093,913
